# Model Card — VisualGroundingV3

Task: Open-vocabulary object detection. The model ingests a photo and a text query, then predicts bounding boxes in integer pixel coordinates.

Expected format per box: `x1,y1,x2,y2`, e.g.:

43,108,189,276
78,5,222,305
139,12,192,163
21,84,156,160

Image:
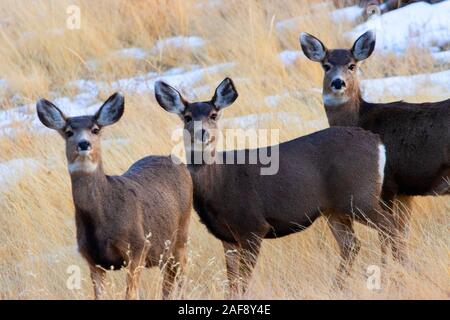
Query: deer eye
92,128,100,135
65,130,73,138
210,114,218,121
184,115,192,123
323,64,332,72
348,64,356,71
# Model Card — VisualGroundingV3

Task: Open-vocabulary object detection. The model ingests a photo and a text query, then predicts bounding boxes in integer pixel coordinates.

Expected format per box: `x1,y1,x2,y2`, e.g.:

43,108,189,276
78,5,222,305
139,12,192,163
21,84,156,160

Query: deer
155,78,398,296
300,30,450,263
36,93,193,300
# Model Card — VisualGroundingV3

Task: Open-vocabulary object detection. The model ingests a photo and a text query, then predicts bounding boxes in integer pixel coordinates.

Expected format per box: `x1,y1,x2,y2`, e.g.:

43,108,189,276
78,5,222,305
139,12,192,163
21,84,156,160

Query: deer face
37,93,124,174
300,31,376,106
155,78,238,155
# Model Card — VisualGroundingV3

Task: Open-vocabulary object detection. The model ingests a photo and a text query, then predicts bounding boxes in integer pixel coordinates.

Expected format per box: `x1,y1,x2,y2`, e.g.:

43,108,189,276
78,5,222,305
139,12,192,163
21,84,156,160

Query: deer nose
78,140,91,151
331,78,346,90
195,129,210,143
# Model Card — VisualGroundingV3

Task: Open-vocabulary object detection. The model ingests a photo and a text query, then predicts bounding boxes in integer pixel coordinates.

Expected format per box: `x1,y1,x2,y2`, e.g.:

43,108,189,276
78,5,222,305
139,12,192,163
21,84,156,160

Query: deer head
36,93,124,174
300,30,376,106
155,78,238,161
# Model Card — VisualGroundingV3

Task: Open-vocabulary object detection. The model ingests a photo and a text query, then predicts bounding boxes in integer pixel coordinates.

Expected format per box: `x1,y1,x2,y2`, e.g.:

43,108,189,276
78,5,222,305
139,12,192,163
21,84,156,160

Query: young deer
300,30,450,262
155,78,397,296
36,93,192,300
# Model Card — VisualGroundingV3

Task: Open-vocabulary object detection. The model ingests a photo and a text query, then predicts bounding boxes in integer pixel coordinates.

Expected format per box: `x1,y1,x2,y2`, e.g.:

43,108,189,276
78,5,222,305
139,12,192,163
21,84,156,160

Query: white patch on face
323,93,350,106
378,144,386,185
68,159,98,174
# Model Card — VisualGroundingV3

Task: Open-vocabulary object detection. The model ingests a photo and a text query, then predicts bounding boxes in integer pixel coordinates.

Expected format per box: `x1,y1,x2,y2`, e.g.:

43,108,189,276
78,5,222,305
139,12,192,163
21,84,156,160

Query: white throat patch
68,158,98,174
323,94,350,107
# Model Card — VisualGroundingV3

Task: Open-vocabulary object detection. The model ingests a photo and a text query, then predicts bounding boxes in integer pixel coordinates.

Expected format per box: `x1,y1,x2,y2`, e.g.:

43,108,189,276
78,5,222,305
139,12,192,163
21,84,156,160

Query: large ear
211,78,238,110
300,32,327,62
95,92,125,126
36,99,67,130
154,81,187,114
351,30,376,61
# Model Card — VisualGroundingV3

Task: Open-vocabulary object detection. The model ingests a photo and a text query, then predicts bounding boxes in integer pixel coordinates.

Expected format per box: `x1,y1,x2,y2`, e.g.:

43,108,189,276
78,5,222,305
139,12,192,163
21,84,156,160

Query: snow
276,5,363,32
432,50,450,64
113,47,148,60
351,1,450,54
0,158,40,190
278,50,303,66
331,5,363,22
112,63,235,96
361,69,450,100
151,36,206,53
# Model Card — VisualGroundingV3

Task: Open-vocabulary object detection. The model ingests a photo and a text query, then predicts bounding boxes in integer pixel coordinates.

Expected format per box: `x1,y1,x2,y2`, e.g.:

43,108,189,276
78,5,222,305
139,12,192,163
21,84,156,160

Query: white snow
151,36,206,53
361,69,450,100
432,50,450,64
113,47,148,60
112,63,235,96
331,5,363,23
0,158,40,190
278,50,303,66
277,5,363,32
351,1,450,54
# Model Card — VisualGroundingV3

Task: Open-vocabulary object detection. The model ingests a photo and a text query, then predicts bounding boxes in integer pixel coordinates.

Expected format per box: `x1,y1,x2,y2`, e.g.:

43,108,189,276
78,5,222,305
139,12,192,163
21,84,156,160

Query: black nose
331,78,346,90
78,140,91,151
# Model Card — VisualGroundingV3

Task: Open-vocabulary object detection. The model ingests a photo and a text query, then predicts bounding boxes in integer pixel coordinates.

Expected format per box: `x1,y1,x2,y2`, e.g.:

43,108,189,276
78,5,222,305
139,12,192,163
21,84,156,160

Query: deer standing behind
155,78,398,296
36,93,192,299
300,31,450,263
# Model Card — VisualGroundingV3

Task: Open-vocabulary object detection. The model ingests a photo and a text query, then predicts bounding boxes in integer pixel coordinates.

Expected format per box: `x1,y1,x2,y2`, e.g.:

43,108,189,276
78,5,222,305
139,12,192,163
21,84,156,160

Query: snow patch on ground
151,36,206,53
113,47,148,60
278,50,304,66
0,158,40,191
331,5,363,22
112,63,235,97
432,50,450,64
361,69,450,100
351,2,450,54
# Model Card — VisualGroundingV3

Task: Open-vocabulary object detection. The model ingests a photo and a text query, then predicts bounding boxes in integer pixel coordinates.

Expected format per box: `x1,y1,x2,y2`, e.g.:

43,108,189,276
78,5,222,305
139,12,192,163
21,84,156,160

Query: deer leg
238,237,262,297
162,228,189,300
391,195,412,263
223,241,240,299
89,265,106,300
125,243,149,300
327,214,360,290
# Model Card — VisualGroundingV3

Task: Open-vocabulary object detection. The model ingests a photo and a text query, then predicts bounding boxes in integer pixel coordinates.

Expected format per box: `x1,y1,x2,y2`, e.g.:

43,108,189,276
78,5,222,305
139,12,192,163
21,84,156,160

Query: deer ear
300,32,327,62
351,30,376,61
95,92,125,126
36,99,67,130
154,81,187,114
212,78,238,110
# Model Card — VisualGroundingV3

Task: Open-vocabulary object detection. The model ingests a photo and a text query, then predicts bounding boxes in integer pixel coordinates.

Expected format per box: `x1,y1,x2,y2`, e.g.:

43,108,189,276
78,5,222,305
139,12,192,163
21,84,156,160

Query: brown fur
301,31,450,262
37,93,192,299
155,79,397,296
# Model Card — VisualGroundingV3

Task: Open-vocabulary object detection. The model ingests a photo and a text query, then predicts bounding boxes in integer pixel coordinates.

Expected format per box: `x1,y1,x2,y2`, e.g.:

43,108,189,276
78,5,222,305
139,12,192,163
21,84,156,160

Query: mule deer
300,30,450,262
36,93,192,299
155,78,397,296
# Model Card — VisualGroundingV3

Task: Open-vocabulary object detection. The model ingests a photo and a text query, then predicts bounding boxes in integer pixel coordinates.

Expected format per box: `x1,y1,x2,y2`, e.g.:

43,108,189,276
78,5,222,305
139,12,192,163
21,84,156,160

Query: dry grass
0,0,448,299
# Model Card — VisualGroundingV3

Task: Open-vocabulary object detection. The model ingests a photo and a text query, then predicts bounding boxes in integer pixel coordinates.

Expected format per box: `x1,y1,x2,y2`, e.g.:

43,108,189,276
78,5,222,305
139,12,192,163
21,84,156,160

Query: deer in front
155,78,398,296
300,30,450,263
36,93,192,299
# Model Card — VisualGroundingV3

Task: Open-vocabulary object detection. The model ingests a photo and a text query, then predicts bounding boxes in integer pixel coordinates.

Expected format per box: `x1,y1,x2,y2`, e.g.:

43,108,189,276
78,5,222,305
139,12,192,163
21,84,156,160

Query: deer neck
70,161,108,218
323,88,362,127
186,148,219,196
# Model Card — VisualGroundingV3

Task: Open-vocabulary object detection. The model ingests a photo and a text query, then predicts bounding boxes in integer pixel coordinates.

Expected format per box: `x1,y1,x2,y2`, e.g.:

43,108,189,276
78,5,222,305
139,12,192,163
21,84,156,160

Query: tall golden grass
0,0,448,299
